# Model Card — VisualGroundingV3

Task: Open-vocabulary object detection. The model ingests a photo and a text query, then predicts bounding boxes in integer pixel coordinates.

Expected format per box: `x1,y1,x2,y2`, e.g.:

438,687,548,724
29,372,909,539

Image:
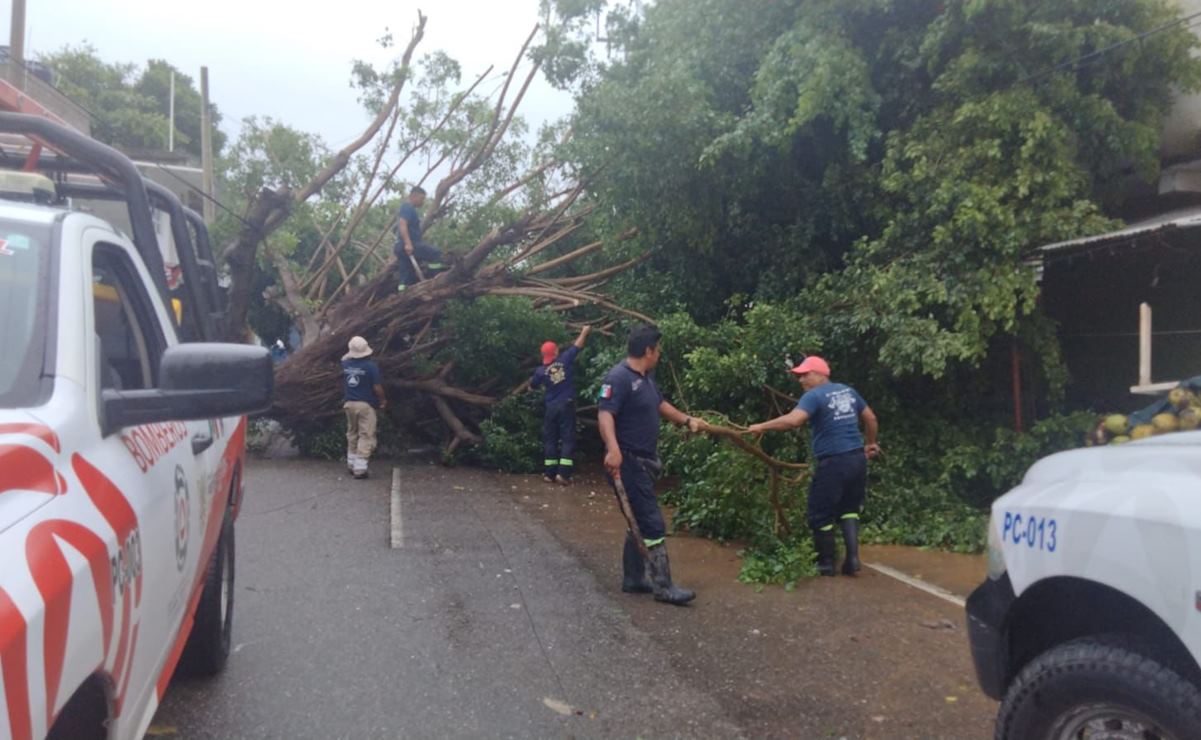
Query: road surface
151,457,994,738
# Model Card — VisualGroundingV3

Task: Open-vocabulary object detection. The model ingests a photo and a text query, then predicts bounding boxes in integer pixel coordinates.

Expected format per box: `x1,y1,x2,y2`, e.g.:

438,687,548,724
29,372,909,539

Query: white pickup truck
967,428,1201,739
0,114,272,740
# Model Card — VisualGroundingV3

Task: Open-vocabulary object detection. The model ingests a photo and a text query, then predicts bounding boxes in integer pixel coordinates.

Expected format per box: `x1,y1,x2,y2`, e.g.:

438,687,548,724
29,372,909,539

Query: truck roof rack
0,112,224,341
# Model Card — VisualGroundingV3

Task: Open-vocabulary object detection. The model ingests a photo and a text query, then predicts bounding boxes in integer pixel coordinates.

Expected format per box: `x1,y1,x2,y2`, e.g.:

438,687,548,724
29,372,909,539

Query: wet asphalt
151,458,742,739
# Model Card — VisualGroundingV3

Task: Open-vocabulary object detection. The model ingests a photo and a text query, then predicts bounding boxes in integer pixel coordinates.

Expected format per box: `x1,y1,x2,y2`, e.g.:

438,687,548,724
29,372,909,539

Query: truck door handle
191,431,214,455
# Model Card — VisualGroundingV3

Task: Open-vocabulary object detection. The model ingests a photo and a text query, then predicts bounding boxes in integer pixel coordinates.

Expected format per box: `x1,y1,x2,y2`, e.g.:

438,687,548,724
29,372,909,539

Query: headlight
987,515,1007,581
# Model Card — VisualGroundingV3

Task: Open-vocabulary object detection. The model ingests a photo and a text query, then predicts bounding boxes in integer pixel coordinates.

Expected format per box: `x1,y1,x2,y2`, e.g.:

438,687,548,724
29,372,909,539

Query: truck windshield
0,219,53,407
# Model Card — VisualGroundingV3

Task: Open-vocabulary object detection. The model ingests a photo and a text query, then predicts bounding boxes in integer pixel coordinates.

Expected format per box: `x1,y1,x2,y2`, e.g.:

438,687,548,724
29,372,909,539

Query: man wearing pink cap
747,356,880,576
531,325,591,483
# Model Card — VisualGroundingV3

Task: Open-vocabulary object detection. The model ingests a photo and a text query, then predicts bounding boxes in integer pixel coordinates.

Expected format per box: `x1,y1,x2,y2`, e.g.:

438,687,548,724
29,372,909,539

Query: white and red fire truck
0,112,272,739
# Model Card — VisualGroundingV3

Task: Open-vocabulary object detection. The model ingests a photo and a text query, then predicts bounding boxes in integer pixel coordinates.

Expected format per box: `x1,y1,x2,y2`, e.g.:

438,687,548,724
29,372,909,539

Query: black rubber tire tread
996,637,1201,740
178,512,235,677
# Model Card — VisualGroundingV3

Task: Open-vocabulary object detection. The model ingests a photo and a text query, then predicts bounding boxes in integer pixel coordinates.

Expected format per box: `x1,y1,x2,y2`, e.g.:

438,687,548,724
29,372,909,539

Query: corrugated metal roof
1039,206,1201,256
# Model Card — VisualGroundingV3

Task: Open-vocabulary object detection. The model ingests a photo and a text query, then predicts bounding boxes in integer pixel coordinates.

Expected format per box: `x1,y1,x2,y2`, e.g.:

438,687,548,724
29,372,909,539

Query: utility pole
168,70,176,152
10,0,26,78
200,66,214,223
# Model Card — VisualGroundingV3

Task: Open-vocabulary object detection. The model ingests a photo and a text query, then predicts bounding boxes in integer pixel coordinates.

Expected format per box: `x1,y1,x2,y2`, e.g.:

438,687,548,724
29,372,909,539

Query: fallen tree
271,190,645,455
209,13,653,452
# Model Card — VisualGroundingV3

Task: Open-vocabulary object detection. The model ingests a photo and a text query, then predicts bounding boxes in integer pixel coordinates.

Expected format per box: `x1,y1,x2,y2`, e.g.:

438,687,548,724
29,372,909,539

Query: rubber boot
840,518,861,576
815,529,838,577
646,543,696,605
621,532,653,593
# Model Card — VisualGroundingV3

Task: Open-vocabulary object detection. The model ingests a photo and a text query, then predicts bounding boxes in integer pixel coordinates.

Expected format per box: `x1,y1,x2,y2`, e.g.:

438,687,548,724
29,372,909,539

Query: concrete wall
0,62,90,134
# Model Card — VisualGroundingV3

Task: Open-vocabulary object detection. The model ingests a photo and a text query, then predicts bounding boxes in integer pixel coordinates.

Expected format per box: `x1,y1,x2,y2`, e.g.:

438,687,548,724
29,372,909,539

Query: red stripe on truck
0,587,31,740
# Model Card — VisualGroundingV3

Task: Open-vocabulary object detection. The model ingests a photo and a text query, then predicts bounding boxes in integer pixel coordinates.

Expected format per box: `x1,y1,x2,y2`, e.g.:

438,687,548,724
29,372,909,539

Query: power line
1018,10,1201,85
148,160,258,233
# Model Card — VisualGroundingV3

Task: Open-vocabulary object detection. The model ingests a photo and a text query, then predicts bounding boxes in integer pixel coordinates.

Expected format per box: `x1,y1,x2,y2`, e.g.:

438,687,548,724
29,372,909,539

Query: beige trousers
344,401,378,465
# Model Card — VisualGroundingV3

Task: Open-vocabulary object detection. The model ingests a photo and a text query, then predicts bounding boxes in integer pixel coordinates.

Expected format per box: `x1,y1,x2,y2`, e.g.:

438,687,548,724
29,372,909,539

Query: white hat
343,336,373,360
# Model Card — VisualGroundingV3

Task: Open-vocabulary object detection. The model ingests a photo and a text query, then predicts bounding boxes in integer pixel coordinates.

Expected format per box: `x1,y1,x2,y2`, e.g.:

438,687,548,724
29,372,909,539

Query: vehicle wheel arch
1005,575,1201,690
47,672,112,740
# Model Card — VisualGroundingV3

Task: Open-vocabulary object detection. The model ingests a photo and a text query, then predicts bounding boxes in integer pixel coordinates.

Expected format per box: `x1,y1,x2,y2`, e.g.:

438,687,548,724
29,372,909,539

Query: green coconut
1110,435,1131,445
1169,387,1196,409
1152,413,1180,434
1102,414,1129,436
1131,424,1156,440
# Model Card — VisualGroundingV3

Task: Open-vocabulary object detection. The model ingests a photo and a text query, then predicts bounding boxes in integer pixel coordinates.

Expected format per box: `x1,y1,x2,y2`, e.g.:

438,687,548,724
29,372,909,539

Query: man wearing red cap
531,325,591,483
747,356,880,576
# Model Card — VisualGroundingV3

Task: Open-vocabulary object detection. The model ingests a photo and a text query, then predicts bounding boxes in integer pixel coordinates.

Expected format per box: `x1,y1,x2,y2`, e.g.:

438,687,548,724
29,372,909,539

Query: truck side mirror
101,344,274,436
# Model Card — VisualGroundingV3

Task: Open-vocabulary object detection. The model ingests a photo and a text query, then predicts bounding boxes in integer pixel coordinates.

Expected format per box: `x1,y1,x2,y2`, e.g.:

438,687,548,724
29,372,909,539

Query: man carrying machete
598,323,701,605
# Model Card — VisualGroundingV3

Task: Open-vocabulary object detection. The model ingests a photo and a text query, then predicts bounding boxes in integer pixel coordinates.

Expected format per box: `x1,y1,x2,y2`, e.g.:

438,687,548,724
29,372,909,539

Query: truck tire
179,511,235,677
996,637,1201,740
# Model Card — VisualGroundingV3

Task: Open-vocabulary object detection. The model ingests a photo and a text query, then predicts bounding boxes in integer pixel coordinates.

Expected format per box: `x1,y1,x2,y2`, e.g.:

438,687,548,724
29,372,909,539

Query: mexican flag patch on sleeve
599,384,613,400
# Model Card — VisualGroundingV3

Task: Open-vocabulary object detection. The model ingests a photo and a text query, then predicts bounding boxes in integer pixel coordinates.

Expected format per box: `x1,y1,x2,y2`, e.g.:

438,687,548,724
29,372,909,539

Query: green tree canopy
40,45,226,158
561,0,1200,379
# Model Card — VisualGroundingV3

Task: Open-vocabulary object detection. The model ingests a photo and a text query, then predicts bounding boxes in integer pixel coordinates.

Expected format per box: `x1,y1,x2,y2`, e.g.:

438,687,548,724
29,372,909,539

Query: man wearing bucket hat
531,325,591,484
342,336,388,479
746,356,880,576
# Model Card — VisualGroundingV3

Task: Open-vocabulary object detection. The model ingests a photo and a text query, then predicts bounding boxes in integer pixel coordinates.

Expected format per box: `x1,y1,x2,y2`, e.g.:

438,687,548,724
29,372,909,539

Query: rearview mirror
102,343,273,436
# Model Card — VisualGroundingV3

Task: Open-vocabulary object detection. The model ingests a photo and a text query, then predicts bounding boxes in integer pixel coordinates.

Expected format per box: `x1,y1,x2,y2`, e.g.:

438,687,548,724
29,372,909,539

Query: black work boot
646,543,696,605
815,530,838,577
840,518,861,576
621,532,653,593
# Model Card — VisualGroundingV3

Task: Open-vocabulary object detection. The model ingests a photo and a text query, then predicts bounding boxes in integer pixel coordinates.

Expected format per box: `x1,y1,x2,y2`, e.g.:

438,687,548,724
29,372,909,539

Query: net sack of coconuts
1090,375,1201,446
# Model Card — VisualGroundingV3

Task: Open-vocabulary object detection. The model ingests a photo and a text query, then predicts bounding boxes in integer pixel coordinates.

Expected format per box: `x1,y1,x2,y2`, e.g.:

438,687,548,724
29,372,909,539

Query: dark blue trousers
807,449,867,532
606,453,666,544
542,400,576,478
395,241,443,285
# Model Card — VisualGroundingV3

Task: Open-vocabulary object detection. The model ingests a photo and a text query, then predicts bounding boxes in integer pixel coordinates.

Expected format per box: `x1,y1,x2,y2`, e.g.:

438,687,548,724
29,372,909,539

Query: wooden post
1139,302,1152,388
200,66,215,223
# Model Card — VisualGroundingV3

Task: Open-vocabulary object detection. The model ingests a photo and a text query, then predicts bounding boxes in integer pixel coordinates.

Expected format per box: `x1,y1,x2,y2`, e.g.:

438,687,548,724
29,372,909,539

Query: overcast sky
6,0,576,147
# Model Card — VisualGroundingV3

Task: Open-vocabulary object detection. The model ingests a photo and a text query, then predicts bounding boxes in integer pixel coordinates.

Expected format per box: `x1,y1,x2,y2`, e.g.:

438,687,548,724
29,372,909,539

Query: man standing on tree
341,336,388,479
599,324,699,605
744,356,880,576
531,325,591,484
395,185,445,291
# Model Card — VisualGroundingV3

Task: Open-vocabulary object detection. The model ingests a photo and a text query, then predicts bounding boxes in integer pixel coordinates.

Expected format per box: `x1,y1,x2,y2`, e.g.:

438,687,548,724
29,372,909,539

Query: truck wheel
179,511,235,677
996,637,1201,740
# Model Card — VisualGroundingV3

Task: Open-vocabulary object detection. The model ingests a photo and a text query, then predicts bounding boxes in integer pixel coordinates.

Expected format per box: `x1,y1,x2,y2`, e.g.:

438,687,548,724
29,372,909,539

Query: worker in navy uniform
598,324,701,605
531,325,591,484
394,185,445,291
743,356,880,576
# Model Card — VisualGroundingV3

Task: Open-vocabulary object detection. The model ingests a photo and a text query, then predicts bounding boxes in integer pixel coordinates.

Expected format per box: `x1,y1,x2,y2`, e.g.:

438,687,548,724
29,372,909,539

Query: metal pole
168,70,175,152
10,0,26,67
200,66,214,223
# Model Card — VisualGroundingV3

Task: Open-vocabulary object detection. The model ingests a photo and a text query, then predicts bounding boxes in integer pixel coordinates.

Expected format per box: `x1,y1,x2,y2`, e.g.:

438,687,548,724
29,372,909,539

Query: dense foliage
489,0,1201,580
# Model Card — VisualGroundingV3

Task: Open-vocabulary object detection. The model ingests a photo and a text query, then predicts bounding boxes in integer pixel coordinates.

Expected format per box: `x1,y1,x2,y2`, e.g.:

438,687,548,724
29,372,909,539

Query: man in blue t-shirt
746,356,880,576
531,325,591,484
598,324,701,606
341,336,388,479
394,186,445,291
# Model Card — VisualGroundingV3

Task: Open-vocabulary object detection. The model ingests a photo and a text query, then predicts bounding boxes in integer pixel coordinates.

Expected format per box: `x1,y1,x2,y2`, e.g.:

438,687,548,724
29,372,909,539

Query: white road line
864,562,966,608
390,466,404,549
